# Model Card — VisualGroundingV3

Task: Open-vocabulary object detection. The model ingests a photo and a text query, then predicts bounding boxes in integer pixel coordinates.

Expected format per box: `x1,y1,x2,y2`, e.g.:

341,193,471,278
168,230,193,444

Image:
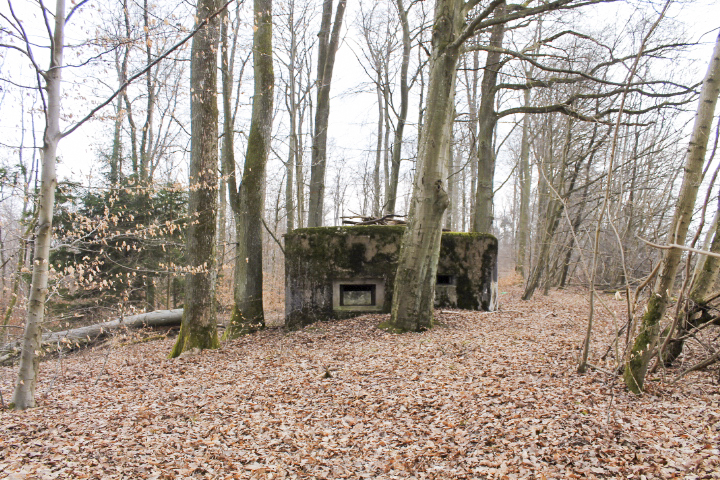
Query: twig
60,0,236,139
637,237,720,260
261,217,284,255
438,310,523,315
587,363,617,376
42,339,64,398
95,340,114,385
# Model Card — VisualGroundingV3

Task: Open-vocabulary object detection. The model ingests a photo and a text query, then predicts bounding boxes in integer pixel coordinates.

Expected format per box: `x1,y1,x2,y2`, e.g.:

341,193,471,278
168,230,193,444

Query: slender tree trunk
295,110,305,228
383,0,462,332
225,0,274,337
445,115,455,230
471,2,505,233
516,88,532,276
286,91,296,232
169,0,222,357
664,208,720,365
385,0,411,215
11,0,65,410
139,0,156,184
285,4,298,233
522,117,578,300
624,33,720,393
463,50,479,229
307,0,346,227
296,83,308,229
559,151,593,287
374,67,384,217
690,209,720,304
109,30,127,187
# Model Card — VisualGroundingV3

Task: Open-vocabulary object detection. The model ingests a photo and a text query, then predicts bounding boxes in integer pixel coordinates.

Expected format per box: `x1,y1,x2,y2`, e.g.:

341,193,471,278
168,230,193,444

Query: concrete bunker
284,226,498,330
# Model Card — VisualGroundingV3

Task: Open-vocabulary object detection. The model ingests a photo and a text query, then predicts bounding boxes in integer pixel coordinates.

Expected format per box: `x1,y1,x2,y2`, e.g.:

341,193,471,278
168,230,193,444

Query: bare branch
637,237,720,260
60,0,235,139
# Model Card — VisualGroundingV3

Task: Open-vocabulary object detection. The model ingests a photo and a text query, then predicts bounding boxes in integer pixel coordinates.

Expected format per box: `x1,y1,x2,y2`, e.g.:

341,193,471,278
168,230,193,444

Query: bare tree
307,0,346,227
224,0,275,336
624,32,720,393
170,0,222,356
385,0,623,331
10,0,67,410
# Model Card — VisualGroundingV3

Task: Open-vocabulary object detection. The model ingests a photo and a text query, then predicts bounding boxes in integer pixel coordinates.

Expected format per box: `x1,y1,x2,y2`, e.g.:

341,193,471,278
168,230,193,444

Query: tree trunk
471,2,505,234
516,88,532,276
285,4,298,233
139,0,156,184
170,0,222,358
624,32,720,393
225,0,274,338
462,50,479,230
2,309,183,365
374,67,384,217
11,0,65,410
445,117,455,231
385,0,411,215
218,4,234,272
663,207,720,365
307,0,346,227
383,0,462,332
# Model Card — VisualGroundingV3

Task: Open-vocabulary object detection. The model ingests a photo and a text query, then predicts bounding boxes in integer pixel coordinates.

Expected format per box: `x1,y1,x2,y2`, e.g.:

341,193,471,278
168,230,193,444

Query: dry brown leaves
1,286,719,479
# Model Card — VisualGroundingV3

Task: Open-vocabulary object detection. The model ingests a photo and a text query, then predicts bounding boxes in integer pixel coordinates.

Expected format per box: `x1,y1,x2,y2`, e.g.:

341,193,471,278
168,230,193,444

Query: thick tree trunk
170,0,222,357
383,0,462,332
2,309,183,365
307,0,346,227
471,2,505,234
624,33,720,393
11,0,65,410
225,0,274,337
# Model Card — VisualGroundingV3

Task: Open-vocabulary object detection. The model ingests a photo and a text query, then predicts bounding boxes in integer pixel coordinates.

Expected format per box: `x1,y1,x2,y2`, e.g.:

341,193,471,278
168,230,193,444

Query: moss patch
168,316,219,358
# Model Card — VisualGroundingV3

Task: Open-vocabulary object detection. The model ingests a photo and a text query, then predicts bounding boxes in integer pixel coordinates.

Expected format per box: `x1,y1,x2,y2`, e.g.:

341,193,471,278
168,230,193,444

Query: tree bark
624,32,720,393
307,0,346,227
170,0,222,357
516,88,532,276
385,0,411,215
662,207,720,366
225,0,274,337
383,0,462,332
285,3,298,233
11,0,65,410
471,2,505,234
2,309,183,365
374,65,384,217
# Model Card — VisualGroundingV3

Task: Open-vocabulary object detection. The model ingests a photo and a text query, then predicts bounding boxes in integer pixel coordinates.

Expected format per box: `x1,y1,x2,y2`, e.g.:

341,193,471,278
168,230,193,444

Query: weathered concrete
284,226,497,330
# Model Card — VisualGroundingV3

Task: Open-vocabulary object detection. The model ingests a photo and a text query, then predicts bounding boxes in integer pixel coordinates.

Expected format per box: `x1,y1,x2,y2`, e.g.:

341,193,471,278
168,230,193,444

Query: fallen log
0,308,183,365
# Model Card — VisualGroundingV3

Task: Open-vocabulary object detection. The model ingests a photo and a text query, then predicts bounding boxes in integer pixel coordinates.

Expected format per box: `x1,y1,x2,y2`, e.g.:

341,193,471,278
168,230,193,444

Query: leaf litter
1,285,718,479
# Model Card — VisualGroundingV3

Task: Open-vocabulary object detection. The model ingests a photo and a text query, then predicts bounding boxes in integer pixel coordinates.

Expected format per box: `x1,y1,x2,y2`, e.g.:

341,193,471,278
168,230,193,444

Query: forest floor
1,284,719,479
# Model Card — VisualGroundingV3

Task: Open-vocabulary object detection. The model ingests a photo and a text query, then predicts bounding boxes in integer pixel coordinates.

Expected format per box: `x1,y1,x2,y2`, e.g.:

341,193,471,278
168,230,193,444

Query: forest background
0,0,720,410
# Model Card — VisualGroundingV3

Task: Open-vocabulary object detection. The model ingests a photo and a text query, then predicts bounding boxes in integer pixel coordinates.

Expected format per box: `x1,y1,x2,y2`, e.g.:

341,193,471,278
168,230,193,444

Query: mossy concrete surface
284,226,497,330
